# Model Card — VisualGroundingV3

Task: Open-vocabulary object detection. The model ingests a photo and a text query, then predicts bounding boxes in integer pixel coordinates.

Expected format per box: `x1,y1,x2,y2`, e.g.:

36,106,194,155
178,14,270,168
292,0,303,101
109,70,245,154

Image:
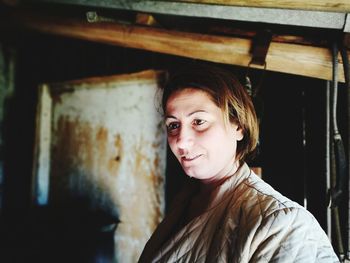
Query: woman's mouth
181,154,202,162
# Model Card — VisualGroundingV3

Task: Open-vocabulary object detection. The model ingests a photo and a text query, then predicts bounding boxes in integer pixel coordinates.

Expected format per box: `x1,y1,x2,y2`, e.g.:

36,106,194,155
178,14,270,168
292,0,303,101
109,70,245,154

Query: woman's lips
181,154,202,162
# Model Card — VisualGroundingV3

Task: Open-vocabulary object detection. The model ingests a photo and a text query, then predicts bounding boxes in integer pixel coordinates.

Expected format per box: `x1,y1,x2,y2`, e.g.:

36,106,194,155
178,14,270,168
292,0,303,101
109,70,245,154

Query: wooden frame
7,10,348,82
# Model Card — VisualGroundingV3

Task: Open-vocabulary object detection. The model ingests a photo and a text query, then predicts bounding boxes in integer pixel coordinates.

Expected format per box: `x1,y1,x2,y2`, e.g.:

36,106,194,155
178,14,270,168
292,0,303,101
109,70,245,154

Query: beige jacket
139,163,339,263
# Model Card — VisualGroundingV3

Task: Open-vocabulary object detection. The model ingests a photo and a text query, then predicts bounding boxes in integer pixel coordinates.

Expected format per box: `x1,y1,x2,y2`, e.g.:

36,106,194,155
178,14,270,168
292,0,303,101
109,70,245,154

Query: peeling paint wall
33,70,167,262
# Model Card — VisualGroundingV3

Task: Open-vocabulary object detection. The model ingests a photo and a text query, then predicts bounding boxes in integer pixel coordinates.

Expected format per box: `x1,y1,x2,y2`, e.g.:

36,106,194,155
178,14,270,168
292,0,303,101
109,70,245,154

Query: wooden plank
159,0,350,12
8,11,348,82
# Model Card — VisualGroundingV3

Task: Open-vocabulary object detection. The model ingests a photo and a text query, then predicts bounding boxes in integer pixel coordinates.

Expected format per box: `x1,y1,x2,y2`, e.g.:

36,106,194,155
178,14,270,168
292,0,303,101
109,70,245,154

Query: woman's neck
199,160,240,193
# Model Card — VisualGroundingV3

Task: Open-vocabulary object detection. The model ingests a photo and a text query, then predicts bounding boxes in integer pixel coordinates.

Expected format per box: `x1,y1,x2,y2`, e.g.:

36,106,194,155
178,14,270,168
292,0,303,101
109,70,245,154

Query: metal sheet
344,14,350,33
32,70,167,262
28,0,347,29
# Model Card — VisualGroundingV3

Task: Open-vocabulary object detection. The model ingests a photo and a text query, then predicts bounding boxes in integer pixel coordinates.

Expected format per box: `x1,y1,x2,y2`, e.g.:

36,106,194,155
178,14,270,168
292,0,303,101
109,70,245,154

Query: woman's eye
166,122,180,131
193,119,206,126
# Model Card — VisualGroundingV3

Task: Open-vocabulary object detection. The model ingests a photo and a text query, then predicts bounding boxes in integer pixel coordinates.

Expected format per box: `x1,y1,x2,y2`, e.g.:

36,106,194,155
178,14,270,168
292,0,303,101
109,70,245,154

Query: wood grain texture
9,10,348,82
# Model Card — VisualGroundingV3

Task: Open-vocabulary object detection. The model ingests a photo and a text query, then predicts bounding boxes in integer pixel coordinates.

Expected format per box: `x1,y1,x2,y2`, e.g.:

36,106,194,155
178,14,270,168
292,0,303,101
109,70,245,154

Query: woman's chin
185,171,206,180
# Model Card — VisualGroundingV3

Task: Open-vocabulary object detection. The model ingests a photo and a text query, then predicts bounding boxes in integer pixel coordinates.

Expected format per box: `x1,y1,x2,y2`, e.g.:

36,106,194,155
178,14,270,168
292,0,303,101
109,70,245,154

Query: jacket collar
138,162,252,262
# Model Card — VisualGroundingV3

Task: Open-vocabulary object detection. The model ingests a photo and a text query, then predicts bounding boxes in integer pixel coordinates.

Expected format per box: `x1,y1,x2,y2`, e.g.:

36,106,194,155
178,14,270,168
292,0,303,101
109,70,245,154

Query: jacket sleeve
248,207,340,263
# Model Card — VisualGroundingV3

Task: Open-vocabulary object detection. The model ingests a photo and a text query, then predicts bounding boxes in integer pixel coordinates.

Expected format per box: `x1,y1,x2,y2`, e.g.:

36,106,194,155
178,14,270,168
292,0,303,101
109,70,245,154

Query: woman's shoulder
237,172,302,215
230,171,338,262
229,170,323,231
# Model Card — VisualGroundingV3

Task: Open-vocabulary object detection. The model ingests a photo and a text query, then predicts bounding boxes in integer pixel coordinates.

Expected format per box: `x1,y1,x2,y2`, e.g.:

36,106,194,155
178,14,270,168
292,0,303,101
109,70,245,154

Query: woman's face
165,88,243,183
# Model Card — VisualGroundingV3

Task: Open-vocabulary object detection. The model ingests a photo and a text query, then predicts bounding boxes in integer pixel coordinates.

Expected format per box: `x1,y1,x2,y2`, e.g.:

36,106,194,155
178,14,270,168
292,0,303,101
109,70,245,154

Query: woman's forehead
165,88,220,116
167,88,211,106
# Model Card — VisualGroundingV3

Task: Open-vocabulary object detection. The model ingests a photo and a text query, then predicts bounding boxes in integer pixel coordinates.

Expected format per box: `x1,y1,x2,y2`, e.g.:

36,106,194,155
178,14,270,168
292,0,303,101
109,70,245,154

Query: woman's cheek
167,135,175,145
167,137,177,153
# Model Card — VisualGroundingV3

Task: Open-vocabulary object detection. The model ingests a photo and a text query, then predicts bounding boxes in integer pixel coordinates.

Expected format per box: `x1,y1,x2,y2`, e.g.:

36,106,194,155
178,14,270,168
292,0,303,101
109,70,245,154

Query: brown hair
162,63,259,163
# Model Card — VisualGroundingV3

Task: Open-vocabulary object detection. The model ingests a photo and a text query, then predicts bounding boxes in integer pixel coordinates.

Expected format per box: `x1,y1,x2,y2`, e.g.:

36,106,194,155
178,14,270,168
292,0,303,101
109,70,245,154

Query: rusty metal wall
32,70,167,262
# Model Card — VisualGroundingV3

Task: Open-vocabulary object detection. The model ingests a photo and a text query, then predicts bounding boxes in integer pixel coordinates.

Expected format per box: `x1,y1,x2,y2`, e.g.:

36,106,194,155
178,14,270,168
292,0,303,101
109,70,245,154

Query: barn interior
0,1,349,262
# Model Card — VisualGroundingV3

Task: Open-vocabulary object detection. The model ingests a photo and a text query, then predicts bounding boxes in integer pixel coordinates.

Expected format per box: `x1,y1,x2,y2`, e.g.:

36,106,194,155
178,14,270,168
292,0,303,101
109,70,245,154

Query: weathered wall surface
33,70,167,262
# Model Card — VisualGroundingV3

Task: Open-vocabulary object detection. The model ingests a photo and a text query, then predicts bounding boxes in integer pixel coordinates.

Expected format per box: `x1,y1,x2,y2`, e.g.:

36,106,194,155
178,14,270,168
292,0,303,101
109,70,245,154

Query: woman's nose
176,127,194,151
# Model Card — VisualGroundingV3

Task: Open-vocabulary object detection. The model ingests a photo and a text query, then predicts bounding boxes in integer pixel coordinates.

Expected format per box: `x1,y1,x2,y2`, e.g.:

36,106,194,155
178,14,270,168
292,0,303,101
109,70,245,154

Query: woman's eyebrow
165,110,209,120
164,115,177,120
188,110,208,117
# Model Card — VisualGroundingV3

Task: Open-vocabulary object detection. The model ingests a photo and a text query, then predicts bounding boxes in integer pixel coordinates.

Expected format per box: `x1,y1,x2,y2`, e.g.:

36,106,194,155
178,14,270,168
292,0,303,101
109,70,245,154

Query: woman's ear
232,124,244,141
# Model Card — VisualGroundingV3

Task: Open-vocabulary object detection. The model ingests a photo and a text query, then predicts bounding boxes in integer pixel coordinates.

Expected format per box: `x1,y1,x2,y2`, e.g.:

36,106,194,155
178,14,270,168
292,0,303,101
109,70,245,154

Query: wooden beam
6,10,348,82
161,0,350,12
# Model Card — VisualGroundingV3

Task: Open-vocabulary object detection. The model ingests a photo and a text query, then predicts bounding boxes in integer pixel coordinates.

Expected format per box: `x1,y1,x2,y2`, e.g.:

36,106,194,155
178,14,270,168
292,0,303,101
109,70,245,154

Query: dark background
0,8,348,262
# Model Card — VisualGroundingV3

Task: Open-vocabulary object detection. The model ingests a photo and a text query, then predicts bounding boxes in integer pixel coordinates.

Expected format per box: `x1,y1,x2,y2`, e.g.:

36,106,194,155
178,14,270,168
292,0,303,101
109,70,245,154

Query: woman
138,63,339,263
